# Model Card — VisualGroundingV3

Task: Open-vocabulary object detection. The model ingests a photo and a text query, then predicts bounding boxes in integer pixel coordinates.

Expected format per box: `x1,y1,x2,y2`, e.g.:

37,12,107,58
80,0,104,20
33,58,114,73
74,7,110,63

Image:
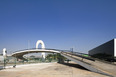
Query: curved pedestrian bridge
11,48,115,76
12,48,61,60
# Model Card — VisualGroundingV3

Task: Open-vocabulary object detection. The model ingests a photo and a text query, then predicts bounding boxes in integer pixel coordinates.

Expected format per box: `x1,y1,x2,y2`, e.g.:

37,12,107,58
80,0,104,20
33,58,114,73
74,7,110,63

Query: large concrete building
89,39,116,59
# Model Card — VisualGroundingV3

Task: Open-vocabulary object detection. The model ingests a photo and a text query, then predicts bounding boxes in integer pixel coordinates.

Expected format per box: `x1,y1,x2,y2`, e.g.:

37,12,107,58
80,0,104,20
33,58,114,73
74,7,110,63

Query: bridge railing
13,48,64,53
61,51,95,61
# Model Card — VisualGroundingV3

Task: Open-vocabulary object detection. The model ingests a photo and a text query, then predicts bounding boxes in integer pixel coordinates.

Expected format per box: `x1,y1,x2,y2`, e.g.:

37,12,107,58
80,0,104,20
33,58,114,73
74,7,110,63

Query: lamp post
3,48,7,69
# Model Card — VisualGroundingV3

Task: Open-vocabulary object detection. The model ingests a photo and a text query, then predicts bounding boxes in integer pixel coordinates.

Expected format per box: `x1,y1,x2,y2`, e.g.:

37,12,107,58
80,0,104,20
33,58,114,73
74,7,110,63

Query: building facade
89,39,116,60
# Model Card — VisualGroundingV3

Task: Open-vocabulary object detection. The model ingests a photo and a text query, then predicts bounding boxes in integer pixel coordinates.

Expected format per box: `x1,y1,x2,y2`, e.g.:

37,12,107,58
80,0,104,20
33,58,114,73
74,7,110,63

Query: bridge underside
12,49,60,60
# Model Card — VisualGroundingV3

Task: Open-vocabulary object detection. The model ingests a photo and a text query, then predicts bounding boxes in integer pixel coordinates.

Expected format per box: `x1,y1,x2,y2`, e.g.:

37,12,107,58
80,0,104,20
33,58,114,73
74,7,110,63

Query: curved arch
36,40,45,49
36,40,45,59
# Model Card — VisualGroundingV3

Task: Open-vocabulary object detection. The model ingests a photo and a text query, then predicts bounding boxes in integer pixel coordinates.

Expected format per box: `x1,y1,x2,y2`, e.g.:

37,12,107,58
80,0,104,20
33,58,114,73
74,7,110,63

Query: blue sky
0,0,116,54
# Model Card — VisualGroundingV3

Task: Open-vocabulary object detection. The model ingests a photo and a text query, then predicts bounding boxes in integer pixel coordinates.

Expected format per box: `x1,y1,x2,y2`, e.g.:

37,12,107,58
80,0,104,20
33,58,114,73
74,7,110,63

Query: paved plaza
0,62,109,77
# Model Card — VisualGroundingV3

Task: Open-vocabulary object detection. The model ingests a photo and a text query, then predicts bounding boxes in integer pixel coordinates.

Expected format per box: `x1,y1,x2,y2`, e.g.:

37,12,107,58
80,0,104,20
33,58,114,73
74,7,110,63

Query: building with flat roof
89,39,116,61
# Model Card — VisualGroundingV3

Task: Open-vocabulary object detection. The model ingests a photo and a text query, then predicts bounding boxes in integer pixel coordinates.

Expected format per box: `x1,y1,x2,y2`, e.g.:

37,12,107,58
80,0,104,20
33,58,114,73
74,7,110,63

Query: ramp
61,52,114,77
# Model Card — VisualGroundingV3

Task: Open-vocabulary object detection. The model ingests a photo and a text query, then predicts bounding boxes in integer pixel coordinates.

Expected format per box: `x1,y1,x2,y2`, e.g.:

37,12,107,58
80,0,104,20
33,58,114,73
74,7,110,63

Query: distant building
89,39,116,61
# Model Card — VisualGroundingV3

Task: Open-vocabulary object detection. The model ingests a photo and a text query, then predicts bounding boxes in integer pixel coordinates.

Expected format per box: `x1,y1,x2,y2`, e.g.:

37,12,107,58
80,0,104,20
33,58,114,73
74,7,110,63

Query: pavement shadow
59,63,113,77
0,66,3,70
59,63,89,71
